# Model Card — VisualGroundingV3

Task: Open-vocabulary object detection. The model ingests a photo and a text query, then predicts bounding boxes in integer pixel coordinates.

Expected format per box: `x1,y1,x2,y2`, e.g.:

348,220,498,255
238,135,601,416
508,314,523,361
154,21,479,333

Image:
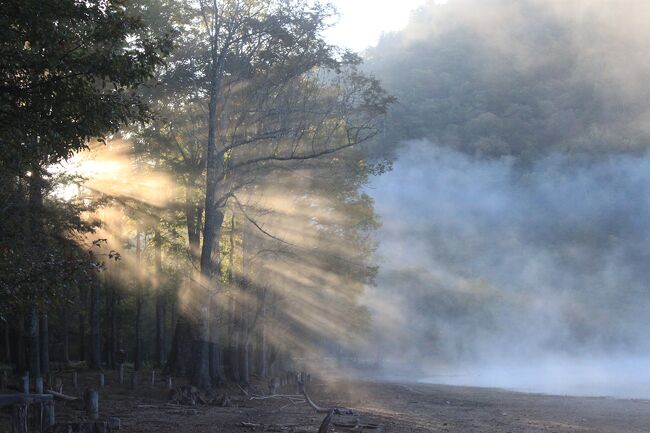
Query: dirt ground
3,372,650,433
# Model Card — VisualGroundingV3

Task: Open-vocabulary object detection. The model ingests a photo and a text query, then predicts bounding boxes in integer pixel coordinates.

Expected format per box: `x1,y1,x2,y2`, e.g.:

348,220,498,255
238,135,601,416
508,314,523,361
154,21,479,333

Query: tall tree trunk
257,289,268,378
62,307,69,364
134,231,143,371
109,286,117,369
78,286,87,361
15,315,26,375
39,315,49,375
26,307,40,381
154,229,165,368
27,167,42,381
105,276,115,369
226,216,239,382
88,272,101,369
167,191,201,376
2,320,10,364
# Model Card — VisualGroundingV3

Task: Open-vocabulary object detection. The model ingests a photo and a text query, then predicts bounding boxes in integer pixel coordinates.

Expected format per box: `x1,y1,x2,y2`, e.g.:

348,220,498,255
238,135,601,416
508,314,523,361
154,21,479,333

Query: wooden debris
317,409,334,433
298,379,354,415
165,408,198,415
84,388,99,420
44,421,110,433
107,416,121,430
47,389,80,401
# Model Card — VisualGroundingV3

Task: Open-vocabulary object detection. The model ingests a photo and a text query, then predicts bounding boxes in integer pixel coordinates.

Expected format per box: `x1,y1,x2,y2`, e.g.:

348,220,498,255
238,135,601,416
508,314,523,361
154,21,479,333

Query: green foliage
0,0,173,170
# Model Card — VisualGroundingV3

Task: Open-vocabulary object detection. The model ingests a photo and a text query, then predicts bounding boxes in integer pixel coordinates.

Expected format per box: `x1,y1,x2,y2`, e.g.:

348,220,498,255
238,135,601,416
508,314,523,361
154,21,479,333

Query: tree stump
21,374,29,394
36,376,44,394
11,403,28,433
55,377,63,393
43,400,56,430
84,388,99,420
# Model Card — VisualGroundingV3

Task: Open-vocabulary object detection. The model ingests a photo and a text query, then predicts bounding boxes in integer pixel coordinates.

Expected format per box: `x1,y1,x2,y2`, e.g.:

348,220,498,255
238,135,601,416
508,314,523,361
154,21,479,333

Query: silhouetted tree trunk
61,307,69,364
39,315,49,375
257,289,268,378
26,307,40,381
78,286,87,361
2,320,10,364
15,315,26,375
88,273,101,369
154,229,165,368
167,190,201,377
134,230,143,371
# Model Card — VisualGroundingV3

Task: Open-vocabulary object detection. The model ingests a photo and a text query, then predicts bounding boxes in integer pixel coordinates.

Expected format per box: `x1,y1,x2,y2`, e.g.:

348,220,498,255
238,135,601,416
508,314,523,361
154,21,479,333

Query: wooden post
130,371,138,390
166,376,173,390
118,364,124,385
55,377,63,393
108,416,121,430
21,373,29,394
150,370,156,386
84,388,99,420
72,371,78,389
11,403,28,433
1,370,7,390
35,376,44,394
98,373,104,389
43,400,56,430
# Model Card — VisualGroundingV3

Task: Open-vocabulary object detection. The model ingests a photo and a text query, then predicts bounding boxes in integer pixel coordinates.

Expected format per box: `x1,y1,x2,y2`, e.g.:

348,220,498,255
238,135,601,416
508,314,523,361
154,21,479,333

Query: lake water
420,357,650,399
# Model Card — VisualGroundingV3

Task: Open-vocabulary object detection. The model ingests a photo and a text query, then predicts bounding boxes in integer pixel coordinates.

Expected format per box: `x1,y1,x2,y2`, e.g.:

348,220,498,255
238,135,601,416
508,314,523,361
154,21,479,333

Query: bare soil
3,372,650,432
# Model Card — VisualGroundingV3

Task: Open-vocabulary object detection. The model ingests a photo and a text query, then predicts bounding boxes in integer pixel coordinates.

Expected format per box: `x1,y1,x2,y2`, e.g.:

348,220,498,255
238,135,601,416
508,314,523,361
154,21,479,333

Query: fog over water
365,141,650,399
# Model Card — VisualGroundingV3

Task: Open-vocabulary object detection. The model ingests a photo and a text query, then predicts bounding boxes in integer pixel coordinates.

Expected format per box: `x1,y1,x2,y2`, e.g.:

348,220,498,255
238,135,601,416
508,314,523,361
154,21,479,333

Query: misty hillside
364,0,650,371
368,0,650,160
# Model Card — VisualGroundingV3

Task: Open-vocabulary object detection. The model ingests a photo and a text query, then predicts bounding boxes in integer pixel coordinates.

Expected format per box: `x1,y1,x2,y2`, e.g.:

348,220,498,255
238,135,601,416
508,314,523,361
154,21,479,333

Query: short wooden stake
150,370,156,386
11,403,28,433
55,377,63,393
72,371,78,389
43,401,56,429
98,373,105,388
1,370,7,390
84,388,99,420
35,376,44,394
21,373,29,394
167,376,173,390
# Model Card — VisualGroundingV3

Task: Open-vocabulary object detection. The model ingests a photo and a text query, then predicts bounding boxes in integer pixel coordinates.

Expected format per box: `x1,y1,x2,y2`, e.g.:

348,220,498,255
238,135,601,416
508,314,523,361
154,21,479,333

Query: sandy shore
4,376,650,433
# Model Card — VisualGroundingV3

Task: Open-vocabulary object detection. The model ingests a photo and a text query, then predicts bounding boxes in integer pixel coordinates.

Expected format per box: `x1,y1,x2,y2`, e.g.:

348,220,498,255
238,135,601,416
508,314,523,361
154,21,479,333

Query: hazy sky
326,0,436,51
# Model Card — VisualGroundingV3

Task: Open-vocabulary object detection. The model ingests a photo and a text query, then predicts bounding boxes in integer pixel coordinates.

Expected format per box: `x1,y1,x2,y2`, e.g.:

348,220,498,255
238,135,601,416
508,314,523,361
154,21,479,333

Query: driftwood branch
297,380,353,415
46,389,80,401
318,409,334,433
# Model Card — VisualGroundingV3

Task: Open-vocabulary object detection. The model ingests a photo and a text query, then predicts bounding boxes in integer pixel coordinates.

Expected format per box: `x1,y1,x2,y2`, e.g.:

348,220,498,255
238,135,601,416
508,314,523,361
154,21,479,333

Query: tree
139,0,392,387
0,0,171,377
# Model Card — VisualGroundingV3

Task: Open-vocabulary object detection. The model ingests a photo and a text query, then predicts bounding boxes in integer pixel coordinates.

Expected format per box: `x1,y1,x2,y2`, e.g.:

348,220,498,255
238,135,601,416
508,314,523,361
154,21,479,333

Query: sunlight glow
325,0,447,51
